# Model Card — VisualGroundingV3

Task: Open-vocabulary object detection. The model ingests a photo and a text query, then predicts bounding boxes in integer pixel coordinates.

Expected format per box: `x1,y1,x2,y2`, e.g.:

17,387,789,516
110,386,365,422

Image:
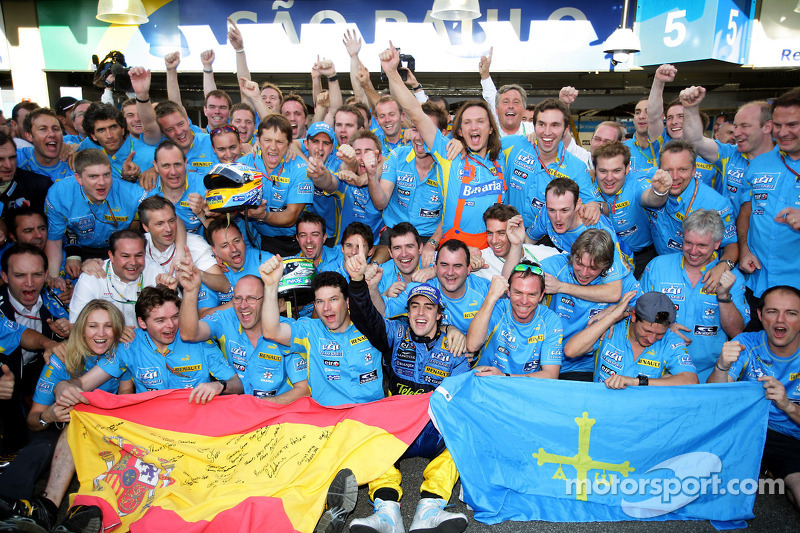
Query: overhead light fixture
603,0,640,65
431,0,481,21
795,0,800,14
96,0,149,25
603,28,641,65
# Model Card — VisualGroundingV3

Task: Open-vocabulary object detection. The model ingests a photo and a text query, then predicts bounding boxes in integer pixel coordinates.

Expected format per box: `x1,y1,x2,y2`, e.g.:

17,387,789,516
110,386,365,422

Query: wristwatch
218,380,228,394
722,259,735,270
38,412,49,427
637,374,649,386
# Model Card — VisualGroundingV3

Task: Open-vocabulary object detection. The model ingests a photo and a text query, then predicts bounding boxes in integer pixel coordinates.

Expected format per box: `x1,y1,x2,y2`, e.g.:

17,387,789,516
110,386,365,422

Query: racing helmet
204,163,263,213
278,257,316,310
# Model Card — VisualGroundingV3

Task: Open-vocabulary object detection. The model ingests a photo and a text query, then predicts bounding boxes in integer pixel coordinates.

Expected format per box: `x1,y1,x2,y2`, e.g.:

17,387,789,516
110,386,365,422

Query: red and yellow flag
68,390,432,533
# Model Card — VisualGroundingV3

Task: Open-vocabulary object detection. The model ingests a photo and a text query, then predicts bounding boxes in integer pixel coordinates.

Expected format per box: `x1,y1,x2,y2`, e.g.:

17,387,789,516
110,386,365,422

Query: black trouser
633,244,657,280
0,427,59,499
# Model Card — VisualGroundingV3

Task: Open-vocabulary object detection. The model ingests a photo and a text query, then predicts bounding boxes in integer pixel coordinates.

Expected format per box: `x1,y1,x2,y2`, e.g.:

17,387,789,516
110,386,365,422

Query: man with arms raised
345,255,469,533
645,139,738,292
382,42,504,250
478,48,533,137
680,86,774,216
260,257,384,407
468,260,563,379
178,262,309,403
641,209,748,381
708,285,800,510
565,291,699,388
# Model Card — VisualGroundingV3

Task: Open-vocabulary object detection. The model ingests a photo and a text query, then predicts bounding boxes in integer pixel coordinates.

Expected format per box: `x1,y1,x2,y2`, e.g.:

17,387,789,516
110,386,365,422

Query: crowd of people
0,20,798,533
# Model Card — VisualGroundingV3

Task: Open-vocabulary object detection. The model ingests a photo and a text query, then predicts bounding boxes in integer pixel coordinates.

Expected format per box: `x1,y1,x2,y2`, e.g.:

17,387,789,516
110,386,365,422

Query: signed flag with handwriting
68,389,431,533
429,373,769,524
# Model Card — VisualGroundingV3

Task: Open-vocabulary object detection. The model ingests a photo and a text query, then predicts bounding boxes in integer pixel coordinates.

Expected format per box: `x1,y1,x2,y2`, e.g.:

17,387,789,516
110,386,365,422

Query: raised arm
380,42,437,150
647,64,676,141
357,63,381,112
259,255,293,345
318,59,343,126
201,49,217,96
559,86,579,149
129,67,162,146
479,47,499,124
227,18,252,97
640,169,673,208
343,30,369,105
176,250,213,342
564,291,636,358
679,86,720,162
239,78,270,121
164,52,184,110
466,275,507,352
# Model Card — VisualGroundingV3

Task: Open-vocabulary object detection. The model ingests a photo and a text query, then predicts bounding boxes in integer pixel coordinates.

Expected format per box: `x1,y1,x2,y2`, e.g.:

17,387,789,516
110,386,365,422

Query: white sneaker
408,498,467,533
349,498,404,533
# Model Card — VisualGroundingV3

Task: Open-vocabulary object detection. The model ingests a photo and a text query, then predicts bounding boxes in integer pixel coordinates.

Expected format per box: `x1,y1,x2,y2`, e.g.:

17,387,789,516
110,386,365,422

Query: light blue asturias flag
429,372,769,524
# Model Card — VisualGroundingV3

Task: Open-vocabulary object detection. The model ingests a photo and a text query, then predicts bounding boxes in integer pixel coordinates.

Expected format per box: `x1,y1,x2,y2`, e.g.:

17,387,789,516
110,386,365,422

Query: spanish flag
68,390,432,532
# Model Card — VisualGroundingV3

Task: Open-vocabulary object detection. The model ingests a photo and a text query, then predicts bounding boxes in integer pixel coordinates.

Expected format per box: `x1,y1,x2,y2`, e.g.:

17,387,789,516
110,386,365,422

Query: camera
380,48,416,84
92,51,133,93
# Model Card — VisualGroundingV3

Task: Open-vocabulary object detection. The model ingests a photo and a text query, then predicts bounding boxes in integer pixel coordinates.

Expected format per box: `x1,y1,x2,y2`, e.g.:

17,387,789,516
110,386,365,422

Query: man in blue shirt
468,260,563,377
44,149,146,283
640,209,748,381
708,285,800,510
541,229,642,381
260,257,384,407
178,267,309,403
501,98,598,228
565,291,699,388
644,139,738,294
146,141,208,234
591,141,672,277
17,108,73,184
372,95,407,156
522,178,631,286
78,103,157,181
738,89,800,309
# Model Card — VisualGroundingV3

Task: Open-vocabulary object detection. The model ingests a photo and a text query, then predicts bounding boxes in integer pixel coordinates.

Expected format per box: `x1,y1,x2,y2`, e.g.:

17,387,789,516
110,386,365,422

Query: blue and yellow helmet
204,163,263,213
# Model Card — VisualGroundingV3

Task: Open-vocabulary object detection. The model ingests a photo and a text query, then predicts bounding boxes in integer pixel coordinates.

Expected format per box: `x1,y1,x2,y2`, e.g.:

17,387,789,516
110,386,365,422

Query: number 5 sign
634,0,755,65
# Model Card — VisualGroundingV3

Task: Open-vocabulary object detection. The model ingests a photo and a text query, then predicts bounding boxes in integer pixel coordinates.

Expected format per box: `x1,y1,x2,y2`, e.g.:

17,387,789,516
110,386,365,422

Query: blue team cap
306,122,336,143
407,284,444,308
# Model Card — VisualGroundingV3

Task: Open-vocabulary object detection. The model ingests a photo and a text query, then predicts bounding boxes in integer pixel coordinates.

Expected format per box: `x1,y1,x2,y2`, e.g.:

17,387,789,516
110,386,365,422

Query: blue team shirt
380,145,443,237
144,174,207,234
476,299,564,374
0,318,23,354
640,253,750,381
652,132,720,189
99,329,234,393
332,179,383,245
197,246,272,308
77,136,157,180
593,317,696,383
727,331,800,439
594,170,655,252
309,155,343,238
623,137,658,172
238,153,313,237
33,353,128,405
527,215,631,281
289,318,383,406
502,136,597,228
202,308,306,397
644,177,737,255
373,126,408,157
743,147,800,297
16,147,73,183
711,142,755,217
182,132,217,179
542,253,642,373
45,177,146,248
